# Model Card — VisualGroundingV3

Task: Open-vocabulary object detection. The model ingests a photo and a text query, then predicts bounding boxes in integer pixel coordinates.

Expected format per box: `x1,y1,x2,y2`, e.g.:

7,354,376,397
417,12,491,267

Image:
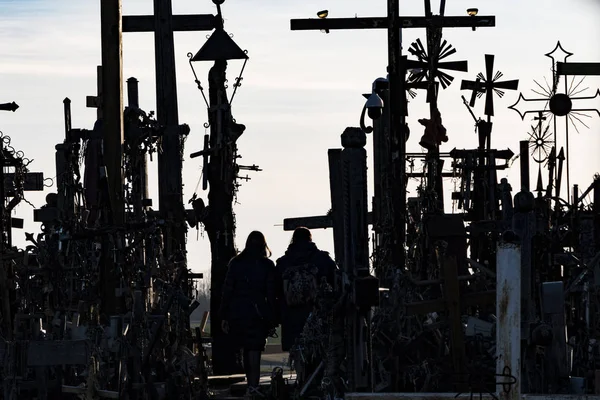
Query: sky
0,0,599,276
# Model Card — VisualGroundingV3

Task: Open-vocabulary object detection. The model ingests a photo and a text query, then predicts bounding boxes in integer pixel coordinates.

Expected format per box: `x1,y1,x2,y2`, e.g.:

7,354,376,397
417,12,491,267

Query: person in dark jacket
275,227,337,352
220,231,277,393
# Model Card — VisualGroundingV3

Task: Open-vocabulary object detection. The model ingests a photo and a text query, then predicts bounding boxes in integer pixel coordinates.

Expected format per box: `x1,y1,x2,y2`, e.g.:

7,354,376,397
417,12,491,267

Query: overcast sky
1,0,599,274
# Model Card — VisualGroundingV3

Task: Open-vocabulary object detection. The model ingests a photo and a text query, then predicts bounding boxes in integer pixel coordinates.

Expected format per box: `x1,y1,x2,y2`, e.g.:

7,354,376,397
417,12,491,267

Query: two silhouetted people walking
219,227,337,395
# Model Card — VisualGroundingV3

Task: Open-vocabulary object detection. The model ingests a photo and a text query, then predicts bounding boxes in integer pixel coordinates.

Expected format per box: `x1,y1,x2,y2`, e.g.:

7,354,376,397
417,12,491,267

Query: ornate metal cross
461,54,519,117
508,41,600,203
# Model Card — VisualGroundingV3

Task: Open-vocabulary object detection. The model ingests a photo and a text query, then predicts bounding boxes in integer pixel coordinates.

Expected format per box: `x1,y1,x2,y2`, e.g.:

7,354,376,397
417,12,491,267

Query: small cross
85,65,103,120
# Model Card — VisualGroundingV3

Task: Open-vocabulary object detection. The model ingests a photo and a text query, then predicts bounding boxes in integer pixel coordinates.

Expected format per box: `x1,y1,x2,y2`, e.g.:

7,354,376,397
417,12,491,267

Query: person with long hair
220,231,277,396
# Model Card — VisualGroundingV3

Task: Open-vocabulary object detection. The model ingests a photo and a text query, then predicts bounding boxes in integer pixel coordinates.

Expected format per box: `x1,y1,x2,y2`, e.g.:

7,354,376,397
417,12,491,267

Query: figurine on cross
418,107,448,151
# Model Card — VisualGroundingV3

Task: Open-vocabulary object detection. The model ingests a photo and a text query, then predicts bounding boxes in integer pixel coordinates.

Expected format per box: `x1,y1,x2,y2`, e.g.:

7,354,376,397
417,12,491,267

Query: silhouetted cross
406,0,470,106
407,36,468,103
461,54,519,117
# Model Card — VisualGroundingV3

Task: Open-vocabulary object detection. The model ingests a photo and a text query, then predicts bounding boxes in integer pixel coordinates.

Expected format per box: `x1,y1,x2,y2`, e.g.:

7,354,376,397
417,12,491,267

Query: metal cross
508,41,600,121
406,36,468,104
461,54,519,117
508,41,600,204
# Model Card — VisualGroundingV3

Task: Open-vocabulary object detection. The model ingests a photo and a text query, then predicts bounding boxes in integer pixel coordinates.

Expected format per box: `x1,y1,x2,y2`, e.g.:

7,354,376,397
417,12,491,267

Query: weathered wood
86,65,103,119
123,14,216,32
283,212,373,231
340,127,372,391
100,0,124,316
290,15,495,31
123,0,198,268
328,149,345,266
496,243,521,400
439,255,467,386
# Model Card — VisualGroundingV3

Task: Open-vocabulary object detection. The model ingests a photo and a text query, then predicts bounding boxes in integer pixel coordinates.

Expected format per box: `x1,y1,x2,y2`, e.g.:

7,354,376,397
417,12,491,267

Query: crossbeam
4,172,44,191
123,14,216,32
557,62,600,76
283,212,373,231
290,16,495,31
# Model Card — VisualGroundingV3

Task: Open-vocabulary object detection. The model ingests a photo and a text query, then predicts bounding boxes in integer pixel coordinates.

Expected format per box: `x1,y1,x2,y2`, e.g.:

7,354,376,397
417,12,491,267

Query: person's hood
283,241,319,263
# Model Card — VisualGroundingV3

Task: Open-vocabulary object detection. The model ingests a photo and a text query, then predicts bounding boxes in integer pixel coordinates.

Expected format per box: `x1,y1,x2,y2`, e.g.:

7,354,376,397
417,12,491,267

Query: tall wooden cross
99,0,125,315
291,1,495,269
122,1,218,258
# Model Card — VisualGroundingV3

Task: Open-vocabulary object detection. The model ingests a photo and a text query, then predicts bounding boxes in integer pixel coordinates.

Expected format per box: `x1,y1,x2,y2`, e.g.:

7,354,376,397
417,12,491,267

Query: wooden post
0,148,11,341
496,242,521,400
520,141,530,193
100,0,124,315
328,148,345,267
341,127,372,391
594,176,600,250
100,0,124,225
150,0,187,262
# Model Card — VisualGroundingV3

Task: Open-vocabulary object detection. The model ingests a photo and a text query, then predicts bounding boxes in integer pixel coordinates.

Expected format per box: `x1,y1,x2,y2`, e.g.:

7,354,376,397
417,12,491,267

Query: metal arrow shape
0,102,19,112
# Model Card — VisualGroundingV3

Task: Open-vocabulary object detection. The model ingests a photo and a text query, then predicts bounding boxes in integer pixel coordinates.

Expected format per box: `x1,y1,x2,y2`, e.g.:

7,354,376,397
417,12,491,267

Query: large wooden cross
122,1,218,258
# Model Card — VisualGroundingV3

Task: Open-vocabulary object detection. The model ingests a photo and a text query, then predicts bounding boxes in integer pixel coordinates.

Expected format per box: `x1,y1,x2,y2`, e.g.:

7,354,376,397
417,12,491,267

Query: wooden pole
387,0,407,275
153,0,187,264
100,0,124,315
101,0,124,225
